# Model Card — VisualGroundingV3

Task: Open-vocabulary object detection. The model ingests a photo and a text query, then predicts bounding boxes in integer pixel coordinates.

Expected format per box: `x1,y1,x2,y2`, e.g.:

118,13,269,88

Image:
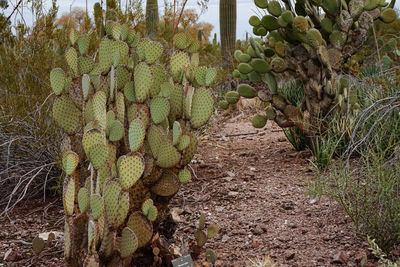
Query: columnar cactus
106,0,117,21
222,0,397,136
93,2,105,37
51,23,214,265
219,0,237,68
146,0,159,38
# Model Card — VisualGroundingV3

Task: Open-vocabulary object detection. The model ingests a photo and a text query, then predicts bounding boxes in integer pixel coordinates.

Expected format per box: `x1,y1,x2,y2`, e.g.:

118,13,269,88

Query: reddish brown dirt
0,119,374,266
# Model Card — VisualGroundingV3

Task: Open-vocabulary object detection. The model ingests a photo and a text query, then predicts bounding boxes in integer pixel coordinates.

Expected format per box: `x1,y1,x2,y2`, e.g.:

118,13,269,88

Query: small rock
215,206,224,212
285,250,295,260
228,191,239,197
309,198,317,204
221,235,229,242
252,225,264,235
222,177,233,182
331,251,349,264
226,171,235,177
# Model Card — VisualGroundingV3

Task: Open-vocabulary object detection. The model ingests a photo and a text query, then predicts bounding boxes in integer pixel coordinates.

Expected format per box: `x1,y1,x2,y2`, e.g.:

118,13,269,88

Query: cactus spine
146,0,159,38
219,0,237,68
54,25,215,265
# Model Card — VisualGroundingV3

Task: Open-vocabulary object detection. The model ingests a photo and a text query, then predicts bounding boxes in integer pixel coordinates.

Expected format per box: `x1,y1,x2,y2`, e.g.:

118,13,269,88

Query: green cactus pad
134,62,153,103
219,100,229,110
146,205,158,222
172,121,182,146
170,52,190,82
329,31,345,49
111,22,122,40
178,169,191,184
137,38,150,60
181,133,197,165
127,212,153,248
261,15,280,31
321,17,333,33
238,53,251,63
114,192,130,227
99,38,113,73
281,10,294,23
293,16,309,32
251,58,271,73
205,68,217,86
150,96,170,124
69,29,79,45
225,91,240,104
194,230,207,247
103,180,122,222
112,41,129,64
81,74,91,101
121,227,138,258
137,105,150,130
252,114,267,128
88,143,108,169
63,151,79,175
159,82,173,98
65,47,79,75
78,188,89,213
124,81,136,102
120,24,129,41
190,88,213,128
170,84,184,119
174,33,192,49
306,28,323,47
238,63,253,74
232,70,241,78
150,65,167,97
93,91,107,129
265,106,276,120
254,0,268,8
177,134,190,151
127,119,144,152
147,125,164,158
53,96,81,134
151,171,180,196
83,129,105,156
194,66,207,86
267,1,282,16
116,66,131,90
207,224,219,238
322,0,339,15
249,16,261,26
238,84,257,98
187,40,200,53
78,35,90,55
120,155,145,190
63,176,75,216
380,8,396,23
248,71,262,82
115,91,125,122
109,120,124,142
145,41,163,64
156,141,181,168
50,68,65,95
141,199,154,215
90,194,104,220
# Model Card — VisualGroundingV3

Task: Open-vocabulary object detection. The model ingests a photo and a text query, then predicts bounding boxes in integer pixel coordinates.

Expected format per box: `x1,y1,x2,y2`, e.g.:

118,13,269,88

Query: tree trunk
219,0,236,68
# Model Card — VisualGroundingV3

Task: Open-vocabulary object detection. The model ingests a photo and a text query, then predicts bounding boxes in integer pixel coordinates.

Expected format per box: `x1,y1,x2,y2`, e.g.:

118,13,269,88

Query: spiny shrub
51,21,215,265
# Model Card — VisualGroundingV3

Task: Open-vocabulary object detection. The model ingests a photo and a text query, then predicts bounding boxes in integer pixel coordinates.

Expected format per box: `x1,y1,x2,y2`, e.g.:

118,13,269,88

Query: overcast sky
4,0,400,41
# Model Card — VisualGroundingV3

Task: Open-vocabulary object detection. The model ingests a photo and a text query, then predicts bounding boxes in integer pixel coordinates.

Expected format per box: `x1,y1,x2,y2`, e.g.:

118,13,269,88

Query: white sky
4,0,400,41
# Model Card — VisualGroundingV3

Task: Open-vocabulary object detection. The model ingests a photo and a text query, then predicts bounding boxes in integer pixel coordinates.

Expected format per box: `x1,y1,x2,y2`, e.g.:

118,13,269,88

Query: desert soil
0,119,375,266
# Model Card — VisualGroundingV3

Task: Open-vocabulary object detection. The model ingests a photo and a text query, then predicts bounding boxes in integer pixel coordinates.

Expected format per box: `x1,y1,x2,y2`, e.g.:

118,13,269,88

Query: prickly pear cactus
51,23,215,266
222,0,397,136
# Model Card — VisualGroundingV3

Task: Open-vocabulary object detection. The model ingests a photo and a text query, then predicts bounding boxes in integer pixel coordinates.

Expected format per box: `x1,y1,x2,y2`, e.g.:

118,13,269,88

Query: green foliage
56,26,215,265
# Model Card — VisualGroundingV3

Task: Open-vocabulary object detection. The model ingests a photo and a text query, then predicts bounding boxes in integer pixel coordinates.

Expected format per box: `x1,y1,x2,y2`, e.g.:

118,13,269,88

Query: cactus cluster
51,22,215,265
221,0,397,136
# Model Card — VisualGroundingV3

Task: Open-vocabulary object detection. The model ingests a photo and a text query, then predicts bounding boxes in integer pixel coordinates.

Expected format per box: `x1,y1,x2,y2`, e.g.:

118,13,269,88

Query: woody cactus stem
146,0,159,38
219,0,237,68
106,0,116,21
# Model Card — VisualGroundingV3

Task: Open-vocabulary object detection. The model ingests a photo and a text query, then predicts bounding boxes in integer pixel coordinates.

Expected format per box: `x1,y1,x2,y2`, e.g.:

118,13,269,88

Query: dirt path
171,120,369,266
0,120,372,266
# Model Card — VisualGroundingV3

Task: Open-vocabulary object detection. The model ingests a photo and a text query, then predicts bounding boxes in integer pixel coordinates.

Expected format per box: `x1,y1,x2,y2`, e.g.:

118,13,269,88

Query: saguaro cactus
146,0,159,38
222,0,397,137
51,24,215,265
219,0,237,68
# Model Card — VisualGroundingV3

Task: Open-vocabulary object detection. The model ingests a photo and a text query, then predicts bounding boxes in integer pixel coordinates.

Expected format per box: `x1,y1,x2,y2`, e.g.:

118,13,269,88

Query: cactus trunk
146,0,159,38
219,0,236,68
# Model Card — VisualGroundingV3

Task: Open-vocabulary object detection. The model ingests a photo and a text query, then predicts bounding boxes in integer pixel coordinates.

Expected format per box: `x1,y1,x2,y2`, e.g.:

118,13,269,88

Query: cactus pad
78,35,90,55
150,65,168,97
172,121,182,145
170,52,190,82
65,47,79,75
88,143,108,169
190,88,214,128
145,41,163,64
127,212,153,248
53,96,81,134
128,119,145,152
32,236,46,255
194,230,207,247
207,224,219,238
147,125,164,158
50,68,65,95
90,194,104,220
134,62,153,103
63,176,75,216
151,171,180,196
124,81,136,102
178,169,191,183
103,180,122,222
78,188,90,213
205,68,217,86
174,33,191,49
156,142,181,168
83,130,105,155
63,151,79,175
121,227,138,258
150,96,170,124
119,155,145,190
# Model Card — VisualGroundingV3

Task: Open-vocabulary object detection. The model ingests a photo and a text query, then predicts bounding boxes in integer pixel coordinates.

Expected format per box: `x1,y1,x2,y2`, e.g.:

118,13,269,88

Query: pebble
252,225,264,235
